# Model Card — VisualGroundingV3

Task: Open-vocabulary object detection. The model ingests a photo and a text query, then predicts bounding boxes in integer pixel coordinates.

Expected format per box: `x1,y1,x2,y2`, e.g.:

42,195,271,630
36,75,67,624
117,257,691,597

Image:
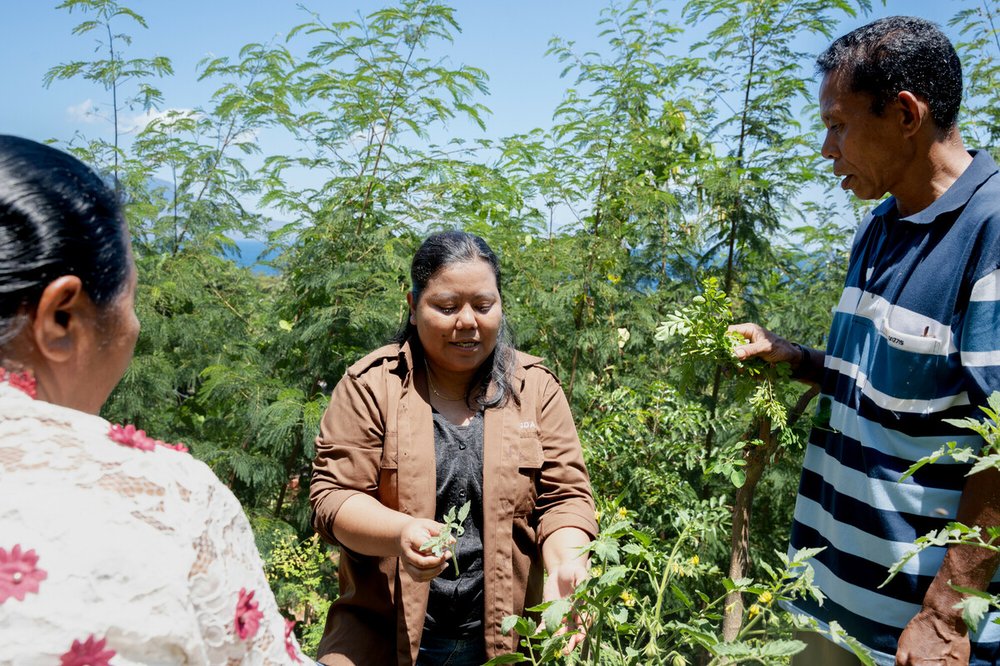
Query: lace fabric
0,383,304,665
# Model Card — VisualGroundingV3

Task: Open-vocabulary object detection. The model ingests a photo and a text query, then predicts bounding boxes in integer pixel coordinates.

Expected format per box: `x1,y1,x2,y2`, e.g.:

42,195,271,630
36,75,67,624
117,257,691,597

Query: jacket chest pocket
514,434,544,517
378,432,399,511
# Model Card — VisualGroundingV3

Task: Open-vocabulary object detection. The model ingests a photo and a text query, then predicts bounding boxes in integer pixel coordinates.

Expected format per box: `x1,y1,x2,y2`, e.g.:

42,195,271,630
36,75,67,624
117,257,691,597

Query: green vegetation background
42,0,1000,661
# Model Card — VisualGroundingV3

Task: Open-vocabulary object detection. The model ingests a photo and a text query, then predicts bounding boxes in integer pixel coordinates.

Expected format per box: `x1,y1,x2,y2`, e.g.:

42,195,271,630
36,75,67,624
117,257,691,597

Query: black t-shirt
422,409,485,638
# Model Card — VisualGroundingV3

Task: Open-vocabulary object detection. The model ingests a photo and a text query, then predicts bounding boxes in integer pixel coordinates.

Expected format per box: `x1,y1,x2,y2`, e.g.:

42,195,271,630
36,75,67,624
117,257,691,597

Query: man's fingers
539,608,587,656
727,322,778,361
727,322,759,340
734,339,771,360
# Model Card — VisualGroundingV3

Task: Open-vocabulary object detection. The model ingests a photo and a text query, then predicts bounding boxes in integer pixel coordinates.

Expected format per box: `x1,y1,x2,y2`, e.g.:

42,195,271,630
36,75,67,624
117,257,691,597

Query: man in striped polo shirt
731,16,1000,666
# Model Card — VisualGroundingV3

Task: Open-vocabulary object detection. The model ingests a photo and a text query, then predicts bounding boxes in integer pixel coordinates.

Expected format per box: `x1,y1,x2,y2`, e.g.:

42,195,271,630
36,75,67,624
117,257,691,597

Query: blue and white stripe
786,150,1000,665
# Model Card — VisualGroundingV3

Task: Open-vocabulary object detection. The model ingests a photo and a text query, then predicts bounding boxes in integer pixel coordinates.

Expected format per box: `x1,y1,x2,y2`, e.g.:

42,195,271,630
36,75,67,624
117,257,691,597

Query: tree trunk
274,422,305,519
722,385,819,640
721,415,772,641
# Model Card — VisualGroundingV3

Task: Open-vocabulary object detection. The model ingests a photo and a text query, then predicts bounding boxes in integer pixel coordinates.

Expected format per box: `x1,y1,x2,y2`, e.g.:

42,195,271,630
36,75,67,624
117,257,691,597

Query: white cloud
231,127,260,145
66,99,101,124
64,101,201,135
120,107,200,135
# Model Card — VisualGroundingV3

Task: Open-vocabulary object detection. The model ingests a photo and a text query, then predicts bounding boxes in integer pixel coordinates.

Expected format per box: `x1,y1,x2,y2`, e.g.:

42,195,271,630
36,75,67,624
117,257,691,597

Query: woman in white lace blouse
0,135,304,665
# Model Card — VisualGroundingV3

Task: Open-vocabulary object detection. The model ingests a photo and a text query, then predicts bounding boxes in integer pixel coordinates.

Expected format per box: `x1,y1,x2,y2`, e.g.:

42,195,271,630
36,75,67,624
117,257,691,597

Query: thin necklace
424,360,467,401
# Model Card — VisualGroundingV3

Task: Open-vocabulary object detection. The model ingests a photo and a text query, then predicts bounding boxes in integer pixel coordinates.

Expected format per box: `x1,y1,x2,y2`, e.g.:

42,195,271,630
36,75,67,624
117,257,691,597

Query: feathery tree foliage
41,0,1000,659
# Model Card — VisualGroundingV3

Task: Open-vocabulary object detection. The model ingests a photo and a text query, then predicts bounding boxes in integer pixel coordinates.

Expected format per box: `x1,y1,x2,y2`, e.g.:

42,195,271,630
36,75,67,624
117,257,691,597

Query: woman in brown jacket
310,231,598,665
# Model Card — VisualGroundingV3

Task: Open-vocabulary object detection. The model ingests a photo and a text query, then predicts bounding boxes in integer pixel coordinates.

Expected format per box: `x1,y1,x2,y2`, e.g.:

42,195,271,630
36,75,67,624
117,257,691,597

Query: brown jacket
310,341,598,665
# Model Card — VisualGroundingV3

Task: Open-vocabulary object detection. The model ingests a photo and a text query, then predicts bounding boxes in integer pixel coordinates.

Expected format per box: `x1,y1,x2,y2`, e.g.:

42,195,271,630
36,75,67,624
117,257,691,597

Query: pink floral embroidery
0,368,37,399
108,424,156,451
284,618,303,662
234,587,263,640
59,635,115,666
0,544,47,604
160,441,189,453
107,424,188,453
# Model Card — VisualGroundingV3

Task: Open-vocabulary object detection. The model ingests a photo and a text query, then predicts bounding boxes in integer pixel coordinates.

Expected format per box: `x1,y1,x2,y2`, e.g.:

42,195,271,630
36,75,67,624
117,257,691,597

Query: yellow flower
689,555,699,566
620,590,636,607
759,591,773,605
594,509,603,522
591,566,603,578
616,506,628,519
747,604,761,618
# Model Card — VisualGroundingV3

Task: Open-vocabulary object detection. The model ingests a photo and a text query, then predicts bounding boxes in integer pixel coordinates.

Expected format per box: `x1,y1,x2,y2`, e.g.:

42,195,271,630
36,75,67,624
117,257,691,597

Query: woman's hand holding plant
399,518,453,582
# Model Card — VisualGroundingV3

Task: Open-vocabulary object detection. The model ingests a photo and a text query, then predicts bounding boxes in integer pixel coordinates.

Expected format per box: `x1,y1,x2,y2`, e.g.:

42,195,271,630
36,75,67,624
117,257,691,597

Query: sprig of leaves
421,501,471,576
888,393,1000,631
900,392,1000,482
883,522,1000,632
655,277,746,368
656,276,790,433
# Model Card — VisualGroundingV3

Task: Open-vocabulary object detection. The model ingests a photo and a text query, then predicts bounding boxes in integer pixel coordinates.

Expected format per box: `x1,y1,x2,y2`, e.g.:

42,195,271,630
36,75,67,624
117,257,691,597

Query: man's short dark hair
817,16,962,131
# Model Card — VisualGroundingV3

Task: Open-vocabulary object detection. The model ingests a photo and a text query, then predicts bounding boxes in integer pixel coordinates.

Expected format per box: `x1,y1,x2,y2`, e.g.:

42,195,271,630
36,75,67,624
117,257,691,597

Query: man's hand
899,466,1000,663
896,607,970,665
728,322,799,364
398,518,452,582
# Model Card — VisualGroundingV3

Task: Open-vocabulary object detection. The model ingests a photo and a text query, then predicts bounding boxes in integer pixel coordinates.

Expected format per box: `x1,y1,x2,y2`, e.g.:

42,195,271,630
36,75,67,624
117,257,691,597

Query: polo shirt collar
877,150,999,224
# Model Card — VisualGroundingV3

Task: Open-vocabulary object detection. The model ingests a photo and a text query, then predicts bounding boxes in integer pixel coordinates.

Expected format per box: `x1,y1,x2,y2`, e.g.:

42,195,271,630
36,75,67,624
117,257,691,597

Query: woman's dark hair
817,16,963,132
0,135,130,346
395,230,518,409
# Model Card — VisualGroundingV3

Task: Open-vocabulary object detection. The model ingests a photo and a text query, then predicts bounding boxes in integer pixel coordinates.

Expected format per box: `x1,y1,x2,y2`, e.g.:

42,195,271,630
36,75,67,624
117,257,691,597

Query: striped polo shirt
787,150,1000,664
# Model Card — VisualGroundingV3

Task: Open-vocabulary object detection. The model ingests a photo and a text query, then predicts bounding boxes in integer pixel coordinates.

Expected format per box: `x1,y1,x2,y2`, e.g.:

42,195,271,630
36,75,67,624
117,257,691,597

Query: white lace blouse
0,378,305,665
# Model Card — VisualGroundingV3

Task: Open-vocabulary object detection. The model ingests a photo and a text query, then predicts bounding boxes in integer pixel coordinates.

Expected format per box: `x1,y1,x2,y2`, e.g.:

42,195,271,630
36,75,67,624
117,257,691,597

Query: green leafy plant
38,0,909,658
951,1,1000,159
255,520,338,656
885,391,1000,633
656,276,819,640
885,522,1000,633
899,391,1000,482
656,276,789,428
44,0,173,189
485,514,839,665
422,501,471,576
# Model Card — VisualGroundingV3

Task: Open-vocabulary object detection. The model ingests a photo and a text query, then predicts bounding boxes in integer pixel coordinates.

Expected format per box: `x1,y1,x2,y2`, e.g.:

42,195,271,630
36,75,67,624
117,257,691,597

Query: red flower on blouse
284,618,303,662
107,424,189,453
59,635,116,666
234,587,264,640
0,368,37,399
0,544,47,604
160,441,189,453
108,424,157,451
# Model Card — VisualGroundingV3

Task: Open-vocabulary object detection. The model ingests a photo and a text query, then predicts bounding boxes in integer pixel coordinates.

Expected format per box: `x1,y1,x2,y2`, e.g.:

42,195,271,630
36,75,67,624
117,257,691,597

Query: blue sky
8,1,616,144
6,1,965,148
2,0,976,239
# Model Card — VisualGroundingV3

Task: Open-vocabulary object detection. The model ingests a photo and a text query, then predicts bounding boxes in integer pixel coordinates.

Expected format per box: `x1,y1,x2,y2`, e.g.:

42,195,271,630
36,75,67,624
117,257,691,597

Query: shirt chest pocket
514,433,544,517
880,318,942,355
868,313,949,412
